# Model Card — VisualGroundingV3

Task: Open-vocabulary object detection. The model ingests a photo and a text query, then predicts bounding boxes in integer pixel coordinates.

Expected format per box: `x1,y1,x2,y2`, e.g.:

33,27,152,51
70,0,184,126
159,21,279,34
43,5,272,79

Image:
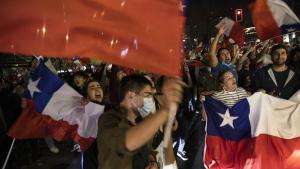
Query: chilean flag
251,0,300,42
204,91,300,169
215,17,245,46
8,61,104,151
0,0,183,77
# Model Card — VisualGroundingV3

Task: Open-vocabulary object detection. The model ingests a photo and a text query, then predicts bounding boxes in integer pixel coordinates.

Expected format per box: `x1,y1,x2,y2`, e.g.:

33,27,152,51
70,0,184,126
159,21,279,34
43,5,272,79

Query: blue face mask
222,62,232,67
138,97,156,118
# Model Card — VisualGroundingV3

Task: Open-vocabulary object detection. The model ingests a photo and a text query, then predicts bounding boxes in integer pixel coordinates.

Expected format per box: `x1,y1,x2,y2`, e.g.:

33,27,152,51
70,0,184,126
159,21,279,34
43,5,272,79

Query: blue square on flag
204,96,251,140
25,63,64,113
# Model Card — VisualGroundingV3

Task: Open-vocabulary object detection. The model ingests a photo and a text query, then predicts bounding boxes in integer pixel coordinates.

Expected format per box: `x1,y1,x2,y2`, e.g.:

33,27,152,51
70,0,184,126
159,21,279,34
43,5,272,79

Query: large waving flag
215,17,245,46
0,0,184,77
8,61,104,151
250,0,300,42
204,91,300,169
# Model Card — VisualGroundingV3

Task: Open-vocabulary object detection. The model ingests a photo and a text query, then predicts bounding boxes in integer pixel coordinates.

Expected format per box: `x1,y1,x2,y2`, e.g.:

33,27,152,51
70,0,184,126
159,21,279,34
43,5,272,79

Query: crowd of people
1,25,300,169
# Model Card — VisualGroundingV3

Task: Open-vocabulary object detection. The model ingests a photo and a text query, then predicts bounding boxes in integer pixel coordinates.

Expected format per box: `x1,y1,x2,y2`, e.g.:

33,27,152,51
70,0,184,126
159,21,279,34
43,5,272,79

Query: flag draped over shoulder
0,0,184,77
8,61,105,151
215,17,245,46
203,91,300,169
250,0,300,42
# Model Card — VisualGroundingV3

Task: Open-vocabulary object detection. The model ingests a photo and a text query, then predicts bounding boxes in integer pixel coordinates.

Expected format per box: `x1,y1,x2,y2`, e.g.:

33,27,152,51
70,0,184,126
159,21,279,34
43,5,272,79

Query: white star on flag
218,109,238,129
179,1,186,13
28,78,41,97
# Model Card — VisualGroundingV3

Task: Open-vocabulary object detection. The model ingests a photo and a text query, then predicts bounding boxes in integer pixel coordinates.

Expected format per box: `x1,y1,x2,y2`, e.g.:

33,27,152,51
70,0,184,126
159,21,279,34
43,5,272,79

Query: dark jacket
253,65,300,99
97,107,151,169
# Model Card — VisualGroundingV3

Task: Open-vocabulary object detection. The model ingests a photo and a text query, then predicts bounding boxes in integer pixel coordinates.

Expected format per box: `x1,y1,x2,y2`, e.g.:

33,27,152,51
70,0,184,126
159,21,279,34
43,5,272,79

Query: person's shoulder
99,106,124,121
290,67,300,74
237,87,247,92
260,65,272,71
212,90,224,98
237,87,246,90
236,87,250,96
255,65,271,75
291,68,300,81
211,61,222,69
98,106,127,130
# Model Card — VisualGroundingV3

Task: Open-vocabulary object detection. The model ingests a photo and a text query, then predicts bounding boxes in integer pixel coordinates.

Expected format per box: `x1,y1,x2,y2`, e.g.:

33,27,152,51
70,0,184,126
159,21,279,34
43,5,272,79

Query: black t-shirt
254,66,300,99
273,69,289,96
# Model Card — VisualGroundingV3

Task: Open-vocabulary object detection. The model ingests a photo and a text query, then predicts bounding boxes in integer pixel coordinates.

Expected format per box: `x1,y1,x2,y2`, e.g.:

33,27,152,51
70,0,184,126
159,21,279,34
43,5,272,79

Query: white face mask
138,97,156,118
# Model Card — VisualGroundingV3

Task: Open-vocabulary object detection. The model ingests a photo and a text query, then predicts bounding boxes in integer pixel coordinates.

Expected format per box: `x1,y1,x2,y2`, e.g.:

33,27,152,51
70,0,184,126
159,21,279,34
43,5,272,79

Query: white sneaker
49,146,60,153
177,150,188,161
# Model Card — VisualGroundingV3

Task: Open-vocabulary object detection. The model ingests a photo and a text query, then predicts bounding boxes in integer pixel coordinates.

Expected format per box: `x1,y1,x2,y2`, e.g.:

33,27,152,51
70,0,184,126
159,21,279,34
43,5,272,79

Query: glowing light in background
65,33,70,42
120,48,129,57
133,39,138,50
42,25,47,37
120,1,126,7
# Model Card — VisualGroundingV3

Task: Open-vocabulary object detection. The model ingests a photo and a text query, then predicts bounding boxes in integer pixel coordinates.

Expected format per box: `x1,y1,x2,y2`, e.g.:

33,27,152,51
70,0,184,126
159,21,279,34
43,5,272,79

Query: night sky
185,0,299,43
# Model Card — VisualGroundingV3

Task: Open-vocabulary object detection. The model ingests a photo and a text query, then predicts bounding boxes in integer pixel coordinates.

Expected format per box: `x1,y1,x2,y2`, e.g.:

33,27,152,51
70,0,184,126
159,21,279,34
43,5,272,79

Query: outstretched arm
236,46,256,71
125,78,185,151
208,24,225,67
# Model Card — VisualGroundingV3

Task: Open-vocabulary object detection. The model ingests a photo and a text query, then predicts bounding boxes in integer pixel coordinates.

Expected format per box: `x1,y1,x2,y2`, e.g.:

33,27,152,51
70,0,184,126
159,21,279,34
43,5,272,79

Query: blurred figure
82,79,104,169
108,65,127,105
237,46,256,92
72,71,87,94
288,47,300,70
229,43,240,65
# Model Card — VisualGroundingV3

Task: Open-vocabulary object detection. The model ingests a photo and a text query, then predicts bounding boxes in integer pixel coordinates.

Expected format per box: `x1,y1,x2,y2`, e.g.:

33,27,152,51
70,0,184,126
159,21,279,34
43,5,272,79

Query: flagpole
1,138,16,169
163,103,177,165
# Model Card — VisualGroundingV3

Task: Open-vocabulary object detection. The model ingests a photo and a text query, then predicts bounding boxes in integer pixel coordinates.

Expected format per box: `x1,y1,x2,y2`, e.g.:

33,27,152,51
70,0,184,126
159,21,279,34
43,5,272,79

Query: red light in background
235,9,243,22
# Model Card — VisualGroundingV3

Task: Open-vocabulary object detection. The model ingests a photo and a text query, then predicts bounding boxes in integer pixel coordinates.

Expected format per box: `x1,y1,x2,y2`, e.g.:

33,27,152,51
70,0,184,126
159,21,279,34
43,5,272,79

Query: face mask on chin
138,97,156,118
222,61,232,67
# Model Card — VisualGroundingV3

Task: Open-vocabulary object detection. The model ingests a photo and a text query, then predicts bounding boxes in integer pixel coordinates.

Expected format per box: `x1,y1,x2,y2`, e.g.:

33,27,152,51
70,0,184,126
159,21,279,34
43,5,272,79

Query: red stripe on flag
7,100,48,138
0,0,184,77
46,118,94,151
250,0,282,42
229,23,245,46
7,99,94,151
205,135,300,169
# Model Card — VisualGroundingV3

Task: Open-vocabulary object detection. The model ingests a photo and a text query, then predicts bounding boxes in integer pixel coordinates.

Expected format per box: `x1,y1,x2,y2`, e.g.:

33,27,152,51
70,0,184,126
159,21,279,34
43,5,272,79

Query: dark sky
185,0,299,43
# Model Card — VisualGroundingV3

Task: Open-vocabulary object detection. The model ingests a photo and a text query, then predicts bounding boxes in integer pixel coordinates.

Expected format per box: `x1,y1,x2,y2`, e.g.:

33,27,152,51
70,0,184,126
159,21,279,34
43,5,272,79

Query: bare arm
254,40,270,63
231,46,239,65
208,24,225,67
183,61,193,88
236,46,255,71
125,78,184,151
